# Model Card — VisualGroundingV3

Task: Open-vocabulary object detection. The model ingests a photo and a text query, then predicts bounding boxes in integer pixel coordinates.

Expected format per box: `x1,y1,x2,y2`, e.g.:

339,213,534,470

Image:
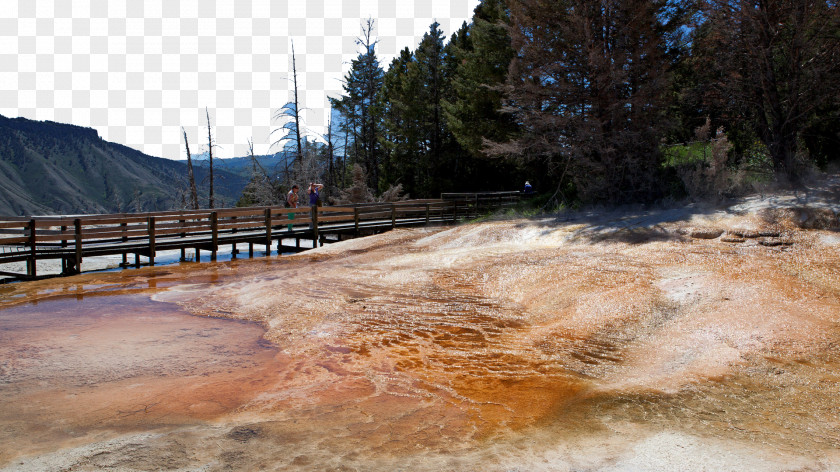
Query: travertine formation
1,191,839,471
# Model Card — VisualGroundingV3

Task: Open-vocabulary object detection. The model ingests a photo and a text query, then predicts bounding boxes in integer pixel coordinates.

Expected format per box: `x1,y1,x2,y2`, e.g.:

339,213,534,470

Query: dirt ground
1,177,839,471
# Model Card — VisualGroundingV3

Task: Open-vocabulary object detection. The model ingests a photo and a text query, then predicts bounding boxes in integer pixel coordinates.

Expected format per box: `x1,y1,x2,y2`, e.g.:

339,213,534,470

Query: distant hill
193,151,292,178
192,152,290,178
0,115,248,216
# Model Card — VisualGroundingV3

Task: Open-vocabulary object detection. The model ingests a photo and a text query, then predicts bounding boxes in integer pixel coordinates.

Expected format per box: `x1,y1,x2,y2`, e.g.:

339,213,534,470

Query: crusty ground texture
1,176,838,471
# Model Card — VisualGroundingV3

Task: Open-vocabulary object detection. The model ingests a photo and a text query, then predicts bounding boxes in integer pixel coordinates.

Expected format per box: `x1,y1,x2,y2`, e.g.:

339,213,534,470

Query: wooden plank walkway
0,193,519,281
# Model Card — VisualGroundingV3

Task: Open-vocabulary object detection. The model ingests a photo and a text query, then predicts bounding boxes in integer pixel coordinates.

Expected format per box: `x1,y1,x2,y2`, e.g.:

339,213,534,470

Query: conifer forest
298,0,840,206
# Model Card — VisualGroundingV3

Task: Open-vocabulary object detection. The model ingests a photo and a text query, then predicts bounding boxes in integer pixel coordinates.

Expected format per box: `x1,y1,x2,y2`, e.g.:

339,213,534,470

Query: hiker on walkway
286,185,299,231
309,183,324,207
523,181,533,194
287,185,299,208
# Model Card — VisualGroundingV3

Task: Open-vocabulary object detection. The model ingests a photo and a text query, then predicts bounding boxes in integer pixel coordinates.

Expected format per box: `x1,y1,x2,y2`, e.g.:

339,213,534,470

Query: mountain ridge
0,115,248,216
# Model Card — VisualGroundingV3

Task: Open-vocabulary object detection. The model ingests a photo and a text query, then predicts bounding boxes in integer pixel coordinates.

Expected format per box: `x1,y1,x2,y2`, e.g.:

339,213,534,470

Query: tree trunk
182,128,199,210
206,107,215,209
292,41,303,166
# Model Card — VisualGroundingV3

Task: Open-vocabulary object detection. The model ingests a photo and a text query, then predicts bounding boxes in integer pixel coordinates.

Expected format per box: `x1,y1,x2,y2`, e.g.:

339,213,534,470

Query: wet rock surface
1,188,840,471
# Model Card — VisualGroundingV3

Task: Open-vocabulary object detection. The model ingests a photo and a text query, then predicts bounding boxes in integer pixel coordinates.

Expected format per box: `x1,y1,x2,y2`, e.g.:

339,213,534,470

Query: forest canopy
259,0,840,207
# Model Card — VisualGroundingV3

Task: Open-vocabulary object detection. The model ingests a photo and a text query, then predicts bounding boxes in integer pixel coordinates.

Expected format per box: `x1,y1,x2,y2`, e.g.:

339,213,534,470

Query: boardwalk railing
0,194,517,280
440,191,521,219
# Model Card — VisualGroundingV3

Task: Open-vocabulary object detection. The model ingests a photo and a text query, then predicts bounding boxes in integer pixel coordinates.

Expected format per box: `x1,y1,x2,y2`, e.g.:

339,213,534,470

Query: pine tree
378,22,458,197
695,0,840,184
500,0,677,203
331,19,385,192
378,48,416,193
443,0,517,158
414,21,448,194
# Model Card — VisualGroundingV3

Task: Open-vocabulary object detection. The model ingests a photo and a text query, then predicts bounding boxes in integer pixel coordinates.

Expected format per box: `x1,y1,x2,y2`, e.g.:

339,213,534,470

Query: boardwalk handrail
440,191,521,219
0,194,514,281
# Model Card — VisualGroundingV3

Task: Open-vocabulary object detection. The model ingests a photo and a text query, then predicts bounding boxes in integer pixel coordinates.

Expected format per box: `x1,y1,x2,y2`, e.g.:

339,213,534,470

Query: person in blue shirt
309,182,324,206
523,181,533,194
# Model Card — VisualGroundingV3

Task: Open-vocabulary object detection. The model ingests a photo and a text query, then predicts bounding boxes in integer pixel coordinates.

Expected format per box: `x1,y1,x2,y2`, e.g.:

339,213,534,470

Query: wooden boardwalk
0,192,520,281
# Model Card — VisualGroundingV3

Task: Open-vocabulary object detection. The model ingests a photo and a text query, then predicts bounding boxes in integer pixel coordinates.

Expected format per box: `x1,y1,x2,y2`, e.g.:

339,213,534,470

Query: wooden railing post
354,206,360,236
147,216,156,266
27,219,36,278
60,224,68,273
425,203,430,226
311,206,319,247
178,218,187,261
230,214,239,257
74,218,82,272
210,211,218,261
391,204,396,229
264,208,272,254
121,221,128,266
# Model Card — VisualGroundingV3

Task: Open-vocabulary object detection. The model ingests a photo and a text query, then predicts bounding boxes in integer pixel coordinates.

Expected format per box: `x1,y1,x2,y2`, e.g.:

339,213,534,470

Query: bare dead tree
291,41,303,166
269,41,306,187
181,127,199,210
248,138,268,177
205,107,216,209
239,138,278,206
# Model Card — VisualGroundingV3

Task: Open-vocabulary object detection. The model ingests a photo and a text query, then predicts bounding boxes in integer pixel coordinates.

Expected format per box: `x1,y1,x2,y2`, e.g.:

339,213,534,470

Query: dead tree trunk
291,41,303,167
182,127,199,210
205,107,215,209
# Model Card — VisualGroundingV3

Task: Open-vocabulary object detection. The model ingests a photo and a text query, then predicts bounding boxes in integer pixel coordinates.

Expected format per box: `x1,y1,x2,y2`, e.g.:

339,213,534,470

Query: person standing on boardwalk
309,183,324,207
307,183,324,231
287,185,299,208
286,185,299,231
523,181,533,194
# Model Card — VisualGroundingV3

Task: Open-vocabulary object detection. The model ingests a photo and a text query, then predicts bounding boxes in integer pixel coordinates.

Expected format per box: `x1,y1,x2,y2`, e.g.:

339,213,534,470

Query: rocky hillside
0,115,248,216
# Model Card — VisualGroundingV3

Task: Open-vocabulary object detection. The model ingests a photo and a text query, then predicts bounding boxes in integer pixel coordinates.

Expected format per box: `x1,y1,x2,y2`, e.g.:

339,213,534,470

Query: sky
0,0,480,160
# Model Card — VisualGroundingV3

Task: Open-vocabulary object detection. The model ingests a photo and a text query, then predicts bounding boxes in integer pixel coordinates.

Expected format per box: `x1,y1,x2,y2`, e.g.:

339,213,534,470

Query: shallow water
0,294,284,464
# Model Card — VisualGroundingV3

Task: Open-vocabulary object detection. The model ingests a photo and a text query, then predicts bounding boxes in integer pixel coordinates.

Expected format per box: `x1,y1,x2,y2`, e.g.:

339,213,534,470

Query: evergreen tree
331,19,385,191
694,0,840,183
499,0,678,203
379,48,423,194
443,0,517,158
379,22,458,197
414,21,448,190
